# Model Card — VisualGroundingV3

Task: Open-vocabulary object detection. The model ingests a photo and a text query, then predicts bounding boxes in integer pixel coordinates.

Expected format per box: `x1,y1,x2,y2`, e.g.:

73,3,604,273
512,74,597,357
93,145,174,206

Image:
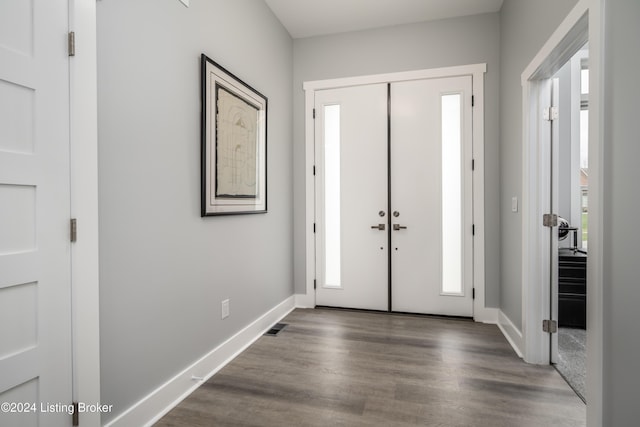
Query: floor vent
264,323,287,336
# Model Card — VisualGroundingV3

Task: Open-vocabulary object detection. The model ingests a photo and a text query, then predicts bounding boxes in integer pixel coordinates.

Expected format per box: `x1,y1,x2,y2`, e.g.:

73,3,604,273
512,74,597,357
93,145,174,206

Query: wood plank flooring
155,308,585,427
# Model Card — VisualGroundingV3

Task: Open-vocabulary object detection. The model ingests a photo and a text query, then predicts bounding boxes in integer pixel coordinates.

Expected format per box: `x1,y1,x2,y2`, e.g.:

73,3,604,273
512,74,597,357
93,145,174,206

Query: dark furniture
558,248,587,329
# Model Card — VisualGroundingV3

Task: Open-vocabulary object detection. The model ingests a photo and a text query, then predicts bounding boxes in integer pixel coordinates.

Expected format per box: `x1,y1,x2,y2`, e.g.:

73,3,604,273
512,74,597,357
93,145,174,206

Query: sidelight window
441,94,463,295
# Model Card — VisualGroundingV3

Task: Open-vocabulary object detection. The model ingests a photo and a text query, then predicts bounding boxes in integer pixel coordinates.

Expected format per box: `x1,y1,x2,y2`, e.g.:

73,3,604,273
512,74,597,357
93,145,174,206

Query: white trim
302,87,317,310
470,65,489,323
520,0,603,424
521,5,589,84
521,78,553,365
69,1,101,425
497,310,524,358
475,307,499,324
303,64,486,91
104,296,296,427
295,293,315,308
585,0,604,424
302,64,492,322
521,0,589,365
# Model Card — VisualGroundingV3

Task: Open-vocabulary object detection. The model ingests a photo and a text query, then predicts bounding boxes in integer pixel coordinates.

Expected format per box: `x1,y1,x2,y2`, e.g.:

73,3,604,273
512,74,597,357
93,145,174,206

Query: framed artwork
201,54,267,216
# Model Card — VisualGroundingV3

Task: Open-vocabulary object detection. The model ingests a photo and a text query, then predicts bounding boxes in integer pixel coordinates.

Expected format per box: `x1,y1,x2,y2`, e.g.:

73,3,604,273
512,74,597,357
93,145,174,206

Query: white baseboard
104,295,296,427
497,310,524,358
474,306,499,324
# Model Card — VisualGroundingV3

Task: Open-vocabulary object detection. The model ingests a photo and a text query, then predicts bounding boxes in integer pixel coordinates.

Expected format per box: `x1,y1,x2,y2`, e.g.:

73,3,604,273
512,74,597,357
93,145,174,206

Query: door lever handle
371,224,386,231
393,224,407,231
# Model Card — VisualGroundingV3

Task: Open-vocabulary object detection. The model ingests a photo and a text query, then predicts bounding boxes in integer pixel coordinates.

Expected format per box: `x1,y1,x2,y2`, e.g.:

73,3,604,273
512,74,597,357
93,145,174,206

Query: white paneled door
0,0,73,426
315,77,474,317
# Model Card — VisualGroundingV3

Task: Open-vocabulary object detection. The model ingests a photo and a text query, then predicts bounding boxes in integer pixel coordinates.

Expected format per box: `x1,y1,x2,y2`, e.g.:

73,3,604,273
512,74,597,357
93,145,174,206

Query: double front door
314,77,474,317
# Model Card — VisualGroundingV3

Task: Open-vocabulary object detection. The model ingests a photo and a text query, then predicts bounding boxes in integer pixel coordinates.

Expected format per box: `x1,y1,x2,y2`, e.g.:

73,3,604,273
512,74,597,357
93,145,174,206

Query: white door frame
69,1,101,424
520,0,603,424
300,63,496,323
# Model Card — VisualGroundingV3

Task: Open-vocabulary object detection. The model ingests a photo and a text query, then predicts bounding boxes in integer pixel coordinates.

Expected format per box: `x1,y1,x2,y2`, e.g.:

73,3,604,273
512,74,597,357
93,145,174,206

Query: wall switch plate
221,299,229,319
512,197,518,213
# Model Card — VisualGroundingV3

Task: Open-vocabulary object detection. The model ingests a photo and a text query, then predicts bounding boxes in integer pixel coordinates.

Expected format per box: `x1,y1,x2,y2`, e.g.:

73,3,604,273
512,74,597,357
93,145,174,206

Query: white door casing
302,64,489,321
550,78,560,364
0,0,73,425
391,76,474,316
521,2,604,422
314,84,388,311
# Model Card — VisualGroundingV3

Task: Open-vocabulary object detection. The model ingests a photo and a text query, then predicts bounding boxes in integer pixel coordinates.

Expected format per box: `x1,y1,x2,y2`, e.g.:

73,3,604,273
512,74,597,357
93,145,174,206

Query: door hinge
472,224,475,236
314,279,317,290
72,401,79,426
313,223,316,233
472,159,475,171
313,165,316,176
70,218,77,242
472,288,475,300
68,31,76,57
543,106,558,121
471,95,475,107
543,213,558,227
542,319,558,333
312,108,316,119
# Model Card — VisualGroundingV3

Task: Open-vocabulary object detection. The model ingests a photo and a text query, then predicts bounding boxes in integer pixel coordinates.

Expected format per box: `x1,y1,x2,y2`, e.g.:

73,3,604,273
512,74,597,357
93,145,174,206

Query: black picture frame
201,54,267,216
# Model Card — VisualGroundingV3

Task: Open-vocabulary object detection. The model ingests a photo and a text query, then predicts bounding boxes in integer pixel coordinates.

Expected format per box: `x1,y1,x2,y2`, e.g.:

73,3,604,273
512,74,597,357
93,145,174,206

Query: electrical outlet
221,299,229,319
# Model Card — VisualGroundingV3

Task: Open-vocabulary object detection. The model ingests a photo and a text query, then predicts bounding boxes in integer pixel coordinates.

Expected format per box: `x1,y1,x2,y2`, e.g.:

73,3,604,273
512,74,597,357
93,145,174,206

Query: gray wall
498,0,578,328
292,13,502,307
603,0,640,423
96,0,293,422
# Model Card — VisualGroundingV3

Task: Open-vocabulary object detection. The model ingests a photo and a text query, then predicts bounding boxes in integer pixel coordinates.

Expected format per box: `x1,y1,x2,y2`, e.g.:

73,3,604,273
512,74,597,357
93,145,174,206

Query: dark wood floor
156,308,585,427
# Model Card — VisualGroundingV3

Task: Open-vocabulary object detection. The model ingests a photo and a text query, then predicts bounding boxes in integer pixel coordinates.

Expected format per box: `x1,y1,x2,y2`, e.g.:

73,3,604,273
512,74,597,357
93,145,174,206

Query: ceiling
264,0,504,39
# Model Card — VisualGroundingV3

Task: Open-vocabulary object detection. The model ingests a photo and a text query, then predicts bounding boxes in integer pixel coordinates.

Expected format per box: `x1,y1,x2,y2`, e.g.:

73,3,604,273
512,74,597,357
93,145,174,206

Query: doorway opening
302,64,496,323
520,2,604,418
551,44,589,402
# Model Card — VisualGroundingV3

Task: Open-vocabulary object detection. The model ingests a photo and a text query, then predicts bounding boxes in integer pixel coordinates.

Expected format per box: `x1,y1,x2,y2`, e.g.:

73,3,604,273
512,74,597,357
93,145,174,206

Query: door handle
393,224,407,231
371,224,386,230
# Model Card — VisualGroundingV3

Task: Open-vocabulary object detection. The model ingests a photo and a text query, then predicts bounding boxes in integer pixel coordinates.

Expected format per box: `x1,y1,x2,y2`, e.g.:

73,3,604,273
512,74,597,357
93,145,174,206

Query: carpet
556,327,586,402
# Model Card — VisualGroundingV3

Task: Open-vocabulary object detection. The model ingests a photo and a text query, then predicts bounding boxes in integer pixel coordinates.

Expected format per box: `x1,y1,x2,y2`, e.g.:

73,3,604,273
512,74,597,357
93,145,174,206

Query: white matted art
201,54,267,216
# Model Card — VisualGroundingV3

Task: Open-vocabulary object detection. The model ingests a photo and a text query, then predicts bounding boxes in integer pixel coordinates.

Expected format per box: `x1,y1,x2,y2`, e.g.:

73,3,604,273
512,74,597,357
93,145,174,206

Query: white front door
391,76,474,316
314,84,389,310
314,76,474,317
0,0,73,426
